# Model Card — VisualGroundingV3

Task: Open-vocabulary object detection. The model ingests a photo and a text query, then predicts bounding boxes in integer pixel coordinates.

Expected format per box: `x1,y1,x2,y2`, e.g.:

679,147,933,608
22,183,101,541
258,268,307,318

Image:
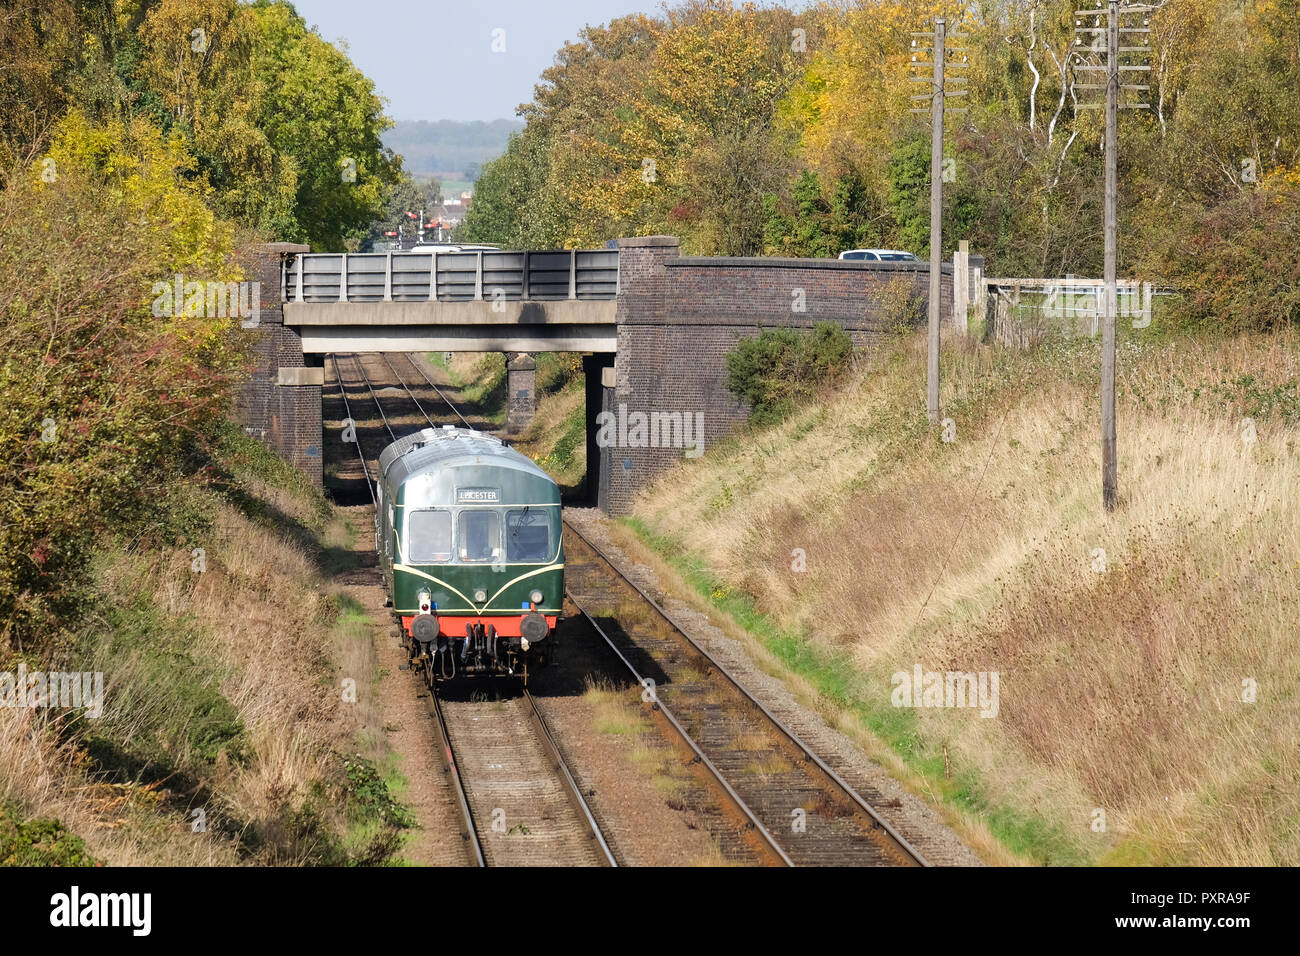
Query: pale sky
289,0,663,122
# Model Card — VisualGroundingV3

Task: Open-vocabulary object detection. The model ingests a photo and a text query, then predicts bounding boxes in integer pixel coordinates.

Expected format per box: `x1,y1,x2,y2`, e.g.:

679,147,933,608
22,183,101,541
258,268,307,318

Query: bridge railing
281,249,620,304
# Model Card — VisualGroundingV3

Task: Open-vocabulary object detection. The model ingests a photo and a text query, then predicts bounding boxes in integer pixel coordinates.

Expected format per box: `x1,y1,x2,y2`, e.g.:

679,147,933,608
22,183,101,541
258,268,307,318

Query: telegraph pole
910,20,968,424
927,18,945,424
1074,2,1154,511
1102,2,1119,510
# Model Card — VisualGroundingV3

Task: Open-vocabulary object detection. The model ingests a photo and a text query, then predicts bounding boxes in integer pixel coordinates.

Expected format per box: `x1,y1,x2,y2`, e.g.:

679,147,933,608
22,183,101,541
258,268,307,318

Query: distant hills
384,119,522,186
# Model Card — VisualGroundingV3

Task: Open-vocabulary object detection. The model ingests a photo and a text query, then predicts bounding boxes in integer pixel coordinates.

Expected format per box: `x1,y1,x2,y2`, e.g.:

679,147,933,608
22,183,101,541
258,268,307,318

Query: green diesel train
376,426,562,680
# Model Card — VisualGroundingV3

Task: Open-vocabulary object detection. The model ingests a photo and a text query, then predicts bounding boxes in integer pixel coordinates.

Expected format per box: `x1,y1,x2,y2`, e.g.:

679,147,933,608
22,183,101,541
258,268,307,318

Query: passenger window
458,511,500,563
408,510,451,563
506,509,550,562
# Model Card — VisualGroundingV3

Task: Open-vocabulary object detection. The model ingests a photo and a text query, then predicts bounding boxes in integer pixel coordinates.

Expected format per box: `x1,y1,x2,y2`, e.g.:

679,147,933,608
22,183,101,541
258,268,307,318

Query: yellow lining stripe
393,562,564,614
486,563,562,608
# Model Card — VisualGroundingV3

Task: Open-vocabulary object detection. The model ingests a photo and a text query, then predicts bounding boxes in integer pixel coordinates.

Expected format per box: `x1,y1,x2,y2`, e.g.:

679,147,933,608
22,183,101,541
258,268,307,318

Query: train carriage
376,425,562,680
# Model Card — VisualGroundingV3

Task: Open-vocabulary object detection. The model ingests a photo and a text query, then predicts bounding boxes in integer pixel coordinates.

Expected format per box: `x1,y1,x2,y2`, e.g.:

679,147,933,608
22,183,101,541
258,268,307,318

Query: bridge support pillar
271,363,323,486
582,354,616,510
506,352,536,435
236,242,322,487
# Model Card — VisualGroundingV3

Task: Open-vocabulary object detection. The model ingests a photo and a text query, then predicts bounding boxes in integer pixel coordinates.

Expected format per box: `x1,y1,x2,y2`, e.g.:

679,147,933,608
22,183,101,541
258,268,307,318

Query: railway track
562,519,930,868
418,672,616,867
327,350,926,866
327,351,616,867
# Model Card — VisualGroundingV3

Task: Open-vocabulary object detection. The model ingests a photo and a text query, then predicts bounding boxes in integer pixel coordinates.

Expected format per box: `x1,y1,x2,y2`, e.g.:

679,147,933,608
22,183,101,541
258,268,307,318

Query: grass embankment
1,428,412,866
427,352,509,428
621,328,1300,866
425,352,585,480
511,354,587,491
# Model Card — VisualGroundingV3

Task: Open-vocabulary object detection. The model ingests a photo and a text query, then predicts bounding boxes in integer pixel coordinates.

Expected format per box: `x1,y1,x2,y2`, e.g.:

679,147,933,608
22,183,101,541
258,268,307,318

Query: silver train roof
378,426,552,487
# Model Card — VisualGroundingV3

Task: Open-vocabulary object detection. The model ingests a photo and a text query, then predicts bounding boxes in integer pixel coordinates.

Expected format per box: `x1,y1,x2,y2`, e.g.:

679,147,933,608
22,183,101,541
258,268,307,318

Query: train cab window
458,510,500,563
408,510,451,563
506,509,551,562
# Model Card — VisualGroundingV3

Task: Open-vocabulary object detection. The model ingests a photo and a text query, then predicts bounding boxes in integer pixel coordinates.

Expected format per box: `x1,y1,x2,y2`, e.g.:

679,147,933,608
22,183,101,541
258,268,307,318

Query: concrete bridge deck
282,248,619,352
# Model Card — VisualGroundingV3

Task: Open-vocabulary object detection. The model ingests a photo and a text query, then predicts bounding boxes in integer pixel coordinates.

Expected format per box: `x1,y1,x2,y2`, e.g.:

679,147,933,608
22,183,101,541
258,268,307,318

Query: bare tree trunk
1026,6,1041,130
1045,45,1075,146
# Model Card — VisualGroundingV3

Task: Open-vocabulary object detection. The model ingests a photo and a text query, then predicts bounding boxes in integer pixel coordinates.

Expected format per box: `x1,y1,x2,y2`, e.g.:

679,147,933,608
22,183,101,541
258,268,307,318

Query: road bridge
237,237,956,514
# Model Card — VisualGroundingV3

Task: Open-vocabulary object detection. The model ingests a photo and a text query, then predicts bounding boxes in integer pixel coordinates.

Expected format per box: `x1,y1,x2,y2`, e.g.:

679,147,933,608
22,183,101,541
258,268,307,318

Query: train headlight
529,589,544,605
417,589,431,613
474,588,487,603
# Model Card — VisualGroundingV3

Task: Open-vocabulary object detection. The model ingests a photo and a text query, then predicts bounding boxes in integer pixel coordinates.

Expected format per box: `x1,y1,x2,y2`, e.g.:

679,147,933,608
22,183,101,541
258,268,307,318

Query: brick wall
602,236,954,515
234,242,321,486
272,379,323,485
506,352,537,435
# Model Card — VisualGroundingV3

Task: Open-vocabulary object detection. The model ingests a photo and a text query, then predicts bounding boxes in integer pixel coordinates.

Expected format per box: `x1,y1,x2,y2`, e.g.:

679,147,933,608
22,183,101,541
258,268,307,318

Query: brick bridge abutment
237,242,322,486
600,236,953,515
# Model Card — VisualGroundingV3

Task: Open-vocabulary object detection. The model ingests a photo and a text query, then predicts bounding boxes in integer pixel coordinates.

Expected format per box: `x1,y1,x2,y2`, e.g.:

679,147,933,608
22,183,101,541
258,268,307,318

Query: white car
408,242,500,253
838,248,920,262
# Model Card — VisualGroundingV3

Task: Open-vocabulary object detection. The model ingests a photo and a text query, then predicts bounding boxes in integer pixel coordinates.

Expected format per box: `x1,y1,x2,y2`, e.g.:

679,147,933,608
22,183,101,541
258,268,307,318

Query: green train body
376,426,562,679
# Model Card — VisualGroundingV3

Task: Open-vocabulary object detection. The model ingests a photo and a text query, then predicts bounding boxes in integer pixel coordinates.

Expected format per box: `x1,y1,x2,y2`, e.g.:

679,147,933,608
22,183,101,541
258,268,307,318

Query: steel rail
400,353,476,430
423,670,488,867
328,353,376,506
349,353,485,863
378,353,442,430
522,687,618,867
566,595,794,867
348,356,608,866
563,519,930,868
349,353,397,444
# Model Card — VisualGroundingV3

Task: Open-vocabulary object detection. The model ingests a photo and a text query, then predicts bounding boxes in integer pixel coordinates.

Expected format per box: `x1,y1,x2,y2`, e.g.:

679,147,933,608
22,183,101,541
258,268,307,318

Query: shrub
0,114,250,658
725,321,854,426
875,276,926,336
0,805,100,866
1143,169,1300,333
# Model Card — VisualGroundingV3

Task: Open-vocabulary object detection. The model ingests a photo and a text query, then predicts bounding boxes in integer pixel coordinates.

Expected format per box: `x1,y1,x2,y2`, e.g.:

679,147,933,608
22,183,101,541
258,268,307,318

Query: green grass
338,755,416,866
618,515,1091,865
78,579,249,782
332,593,370,629
537,401,586,482
425,351,462,387
457,353,508,426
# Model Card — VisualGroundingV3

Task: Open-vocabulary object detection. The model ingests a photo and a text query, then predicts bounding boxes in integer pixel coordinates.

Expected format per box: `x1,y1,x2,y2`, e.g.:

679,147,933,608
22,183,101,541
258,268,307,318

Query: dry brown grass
632,329,1300,865
0,464,383,865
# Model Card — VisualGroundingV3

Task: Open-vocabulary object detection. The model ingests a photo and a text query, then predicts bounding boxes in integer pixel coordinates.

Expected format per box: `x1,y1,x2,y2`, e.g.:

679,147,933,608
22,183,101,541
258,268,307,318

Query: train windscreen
506,508,551,562
408,510,451,562
458,511,500,562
